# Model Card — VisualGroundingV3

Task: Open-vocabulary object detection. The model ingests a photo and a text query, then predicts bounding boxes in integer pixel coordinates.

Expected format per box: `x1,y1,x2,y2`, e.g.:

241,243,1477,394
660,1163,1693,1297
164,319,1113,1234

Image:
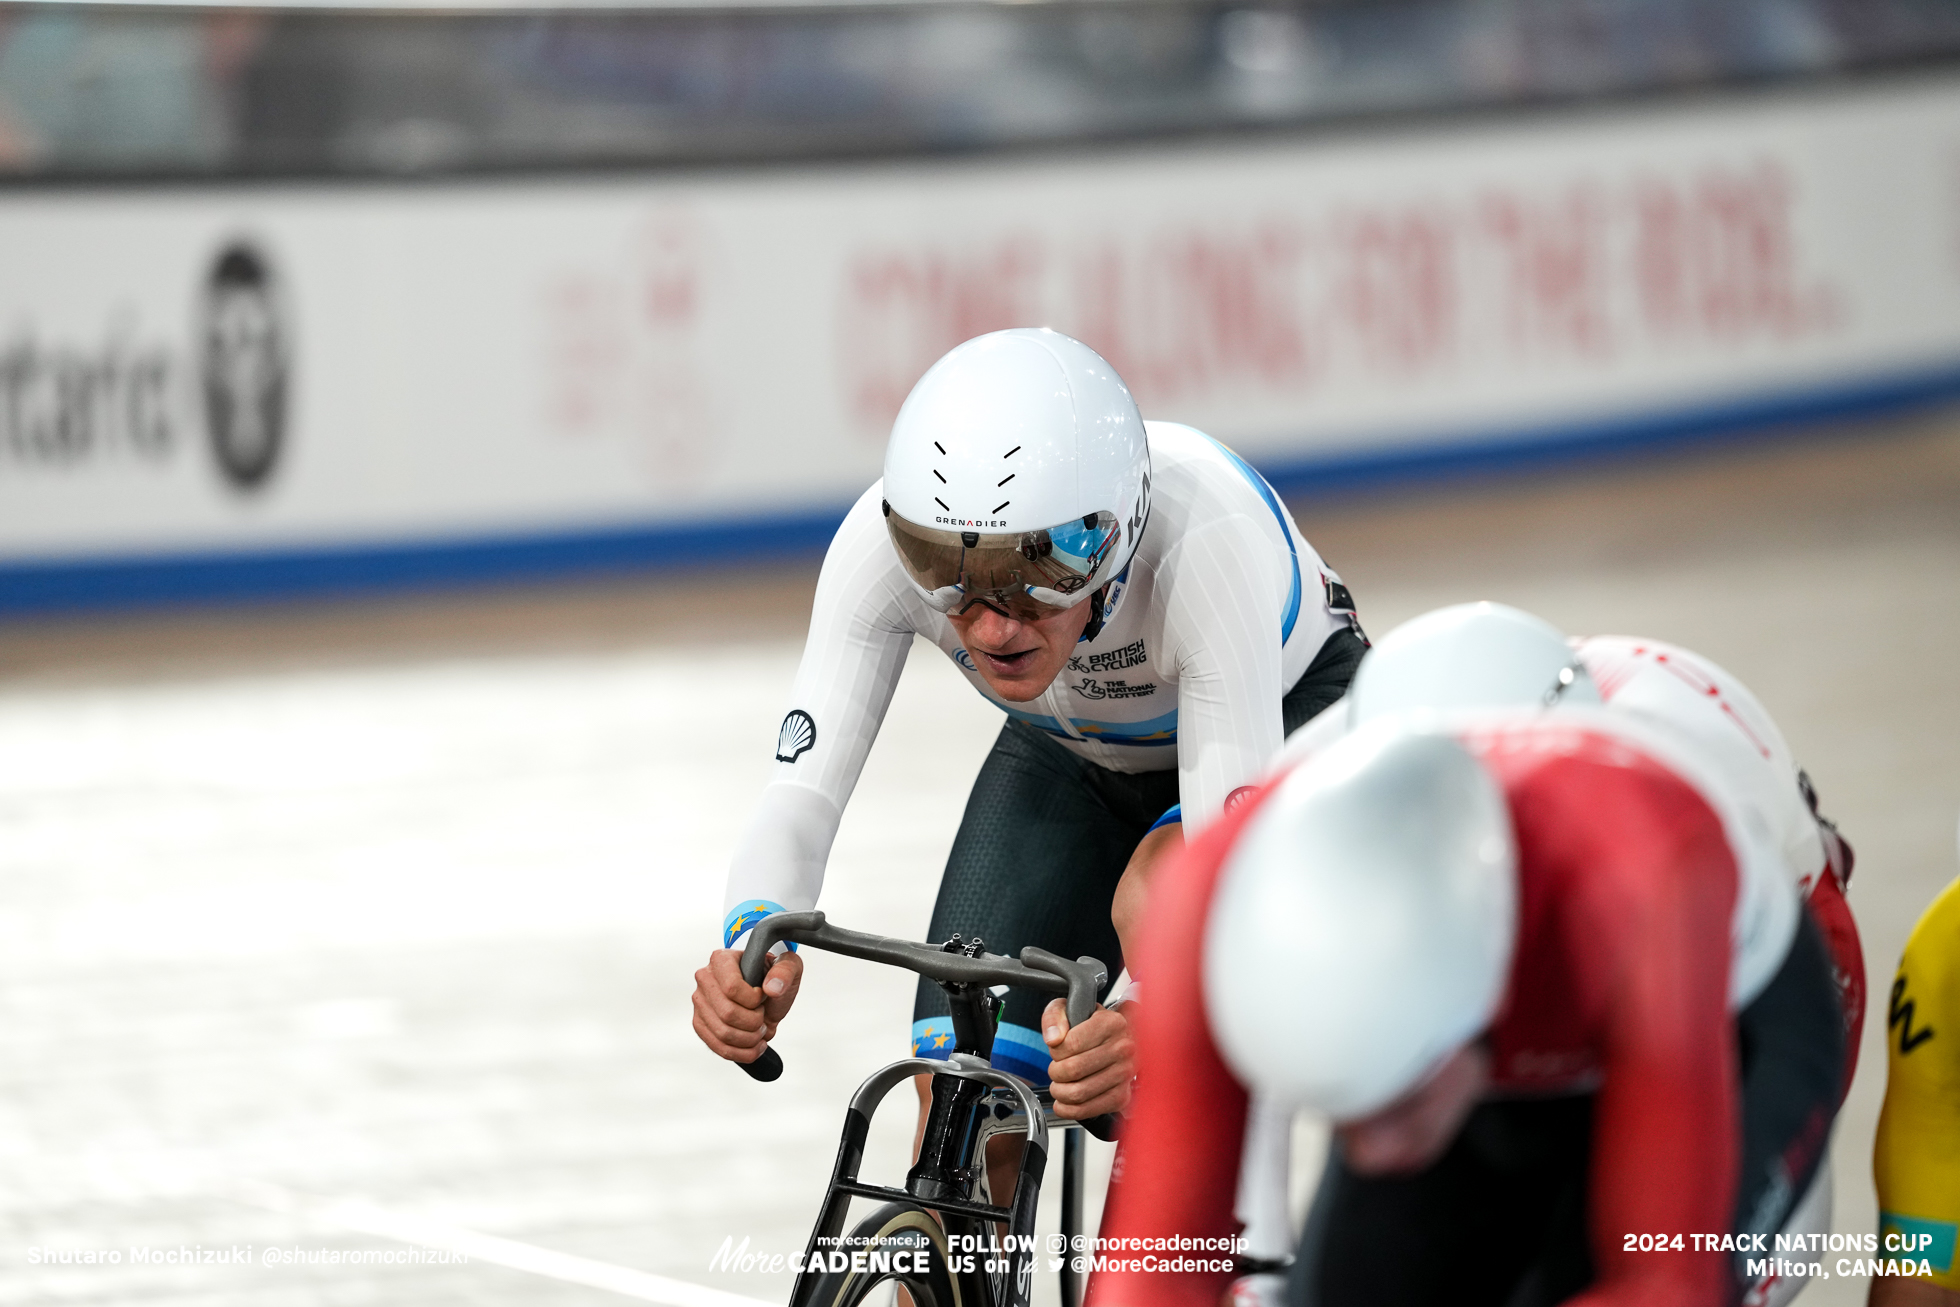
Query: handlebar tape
734,910,1113,1091
738,1047,784,1082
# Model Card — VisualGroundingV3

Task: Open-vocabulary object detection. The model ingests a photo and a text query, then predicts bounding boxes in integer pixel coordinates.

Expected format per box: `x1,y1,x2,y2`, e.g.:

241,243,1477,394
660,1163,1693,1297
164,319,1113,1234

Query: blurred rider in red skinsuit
1092,653,1844,1307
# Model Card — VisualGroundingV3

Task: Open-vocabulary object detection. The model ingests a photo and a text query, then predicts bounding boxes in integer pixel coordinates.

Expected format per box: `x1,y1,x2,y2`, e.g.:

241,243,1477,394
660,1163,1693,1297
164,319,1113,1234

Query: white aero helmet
1576,635,1827,885
1204,723,1517,1120
881,329,1150,622
1349,602,1600,726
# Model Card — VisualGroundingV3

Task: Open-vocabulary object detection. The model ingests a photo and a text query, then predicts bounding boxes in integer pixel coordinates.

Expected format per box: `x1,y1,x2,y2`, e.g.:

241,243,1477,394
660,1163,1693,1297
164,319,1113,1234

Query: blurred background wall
6,0,1960,611
5,6,1960,1306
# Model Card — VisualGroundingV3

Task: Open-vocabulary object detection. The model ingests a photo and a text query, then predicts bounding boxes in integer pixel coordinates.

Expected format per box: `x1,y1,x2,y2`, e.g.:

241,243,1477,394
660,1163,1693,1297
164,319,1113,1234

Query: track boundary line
234,1179,780,1307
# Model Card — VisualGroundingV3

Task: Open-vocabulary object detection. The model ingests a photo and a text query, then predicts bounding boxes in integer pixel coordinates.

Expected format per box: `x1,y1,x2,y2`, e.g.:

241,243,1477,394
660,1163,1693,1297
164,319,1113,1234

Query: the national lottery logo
1074,678,1155,700
775,710,817,763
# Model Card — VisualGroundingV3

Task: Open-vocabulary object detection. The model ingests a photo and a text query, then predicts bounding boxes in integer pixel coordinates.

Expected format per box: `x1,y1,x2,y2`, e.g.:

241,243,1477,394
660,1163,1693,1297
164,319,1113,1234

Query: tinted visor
885,506,1121,620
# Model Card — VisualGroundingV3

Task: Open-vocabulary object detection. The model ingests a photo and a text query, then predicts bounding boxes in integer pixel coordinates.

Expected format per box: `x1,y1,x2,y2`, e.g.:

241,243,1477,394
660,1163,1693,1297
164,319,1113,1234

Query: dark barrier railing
1,0,1959,180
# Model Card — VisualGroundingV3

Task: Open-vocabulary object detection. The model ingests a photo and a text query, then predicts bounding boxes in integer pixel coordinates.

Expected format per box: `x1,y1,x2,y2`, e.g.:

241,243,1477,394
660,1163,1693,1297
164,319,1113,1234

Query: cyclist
1204,604,1864,1305
1096,697,1843,1306
1343,606,1866,1305
690,330,1365,1150
1293,605,1859,1296
1284,605,1866,1077
1572,631,1865,1087
1869,855,1960,1306
1313,604,1867,1076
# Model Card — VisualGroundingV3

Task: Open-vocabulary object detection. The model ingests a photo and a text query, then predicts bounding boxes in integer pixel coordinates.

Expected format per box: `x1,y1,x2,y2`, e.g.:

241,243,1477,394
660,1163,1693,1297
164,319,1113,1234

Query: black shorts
909,625,1368,1083
1287,908,1845,1307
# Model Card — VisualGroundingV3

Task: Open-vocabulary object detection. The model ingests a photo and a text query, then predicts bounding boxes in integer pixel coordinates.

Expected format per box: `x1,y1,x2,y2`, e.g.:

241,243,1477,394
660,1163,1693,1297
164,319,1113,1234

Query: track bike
735,910,1119,1307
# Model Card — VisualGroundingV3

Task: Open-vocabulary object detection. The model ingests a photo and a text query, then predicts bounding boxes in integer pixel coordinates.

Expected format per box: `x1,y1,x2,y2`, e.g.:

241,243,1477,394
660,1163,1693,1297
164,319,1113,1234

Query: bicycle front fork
788,1057,1050,1307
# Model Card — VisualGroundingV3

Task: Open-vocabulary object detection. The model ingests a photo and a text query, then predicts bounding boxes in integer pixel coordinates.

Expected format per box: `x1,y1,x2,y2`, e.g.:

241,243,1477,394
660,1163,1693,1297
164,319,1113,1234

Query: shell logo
775,710,817,763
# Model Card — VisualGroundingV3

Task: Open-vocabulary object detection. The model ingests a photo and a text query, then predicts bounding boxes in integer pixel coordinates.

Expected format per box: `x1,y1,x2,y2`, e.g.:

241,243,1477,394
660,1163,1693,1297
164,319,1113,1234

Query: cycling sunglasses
884,504,1121,623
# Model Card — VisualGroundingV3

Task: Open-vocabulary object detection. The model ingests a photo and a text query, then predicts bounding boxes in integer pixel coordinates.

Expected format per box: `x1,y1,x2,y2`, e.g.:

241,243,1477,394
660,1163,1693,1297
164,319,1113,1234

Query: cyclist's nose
959,604,1026,648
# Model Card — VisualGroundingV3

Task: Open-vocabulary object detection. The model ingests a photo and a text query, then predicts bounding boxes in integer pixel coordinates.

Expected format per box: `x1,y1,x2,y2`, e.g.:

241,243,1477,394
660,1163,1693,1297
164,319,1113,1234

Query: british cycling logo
954,649,978,672
202,241,289,491
776,710,817,762
1079,639,1147,673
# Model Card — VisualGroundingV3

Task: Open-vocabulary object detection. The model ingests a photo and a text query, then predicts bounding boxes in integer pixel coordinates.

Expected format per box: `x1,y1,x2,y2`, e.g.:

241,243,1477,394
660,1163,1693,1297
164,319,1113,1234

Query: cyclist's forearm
722,784,842,945
1582,833,1739,1307
735,483,920,946
1112,826,1182,967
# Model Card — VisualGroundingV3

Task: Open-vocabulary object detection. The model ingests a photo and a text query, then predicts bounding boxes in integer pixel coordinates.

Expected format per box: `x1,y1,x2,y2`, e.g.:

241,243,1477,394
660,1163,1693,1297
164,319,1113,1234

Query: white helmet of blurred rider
1349,602,1600,726
881,329,1151,623
1204,724,1517,1119
1576,635,1827,885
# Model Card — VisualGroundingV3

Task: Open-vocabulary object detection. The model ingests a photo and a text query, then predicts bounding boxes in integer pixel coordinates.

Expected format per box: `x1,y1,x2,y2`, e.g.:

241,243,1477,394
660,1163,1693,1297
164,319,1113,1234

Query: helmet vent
933,470,946,483
993,500,1010,513
935,497,950,511
1003,446,1021,458
997,474,1014,487
934,442,946,454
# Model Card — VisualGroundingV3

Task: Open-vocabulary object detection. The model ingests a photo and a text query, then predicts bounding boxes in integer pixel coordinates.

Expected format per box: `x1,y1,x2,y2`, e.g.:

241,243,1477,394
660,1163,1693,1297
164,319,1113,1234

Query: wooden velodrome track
3,412,1956,1307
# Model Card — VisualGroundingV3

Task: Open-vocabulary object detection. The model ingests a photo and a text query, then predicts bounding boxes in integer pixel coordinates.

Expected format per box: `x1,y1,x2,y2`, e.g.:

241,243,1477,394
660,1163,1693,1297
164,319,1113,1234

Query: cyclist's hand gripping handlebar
732,911,1118,1136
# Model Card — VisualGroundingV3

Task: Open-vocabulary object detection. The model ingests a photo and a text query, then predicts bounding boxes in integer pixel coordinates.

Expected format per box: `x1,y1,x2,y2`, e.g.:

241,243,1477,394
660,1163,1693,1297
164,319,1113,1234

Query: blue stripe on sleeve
1205,436,1302,645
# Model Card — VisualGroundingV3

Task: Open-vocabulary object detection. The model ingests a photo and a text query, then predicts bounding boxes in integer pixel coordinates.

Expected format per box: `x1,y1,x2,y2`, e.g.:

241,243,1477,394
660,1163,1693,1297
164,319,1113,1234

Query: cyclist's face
1335,1041,1489,1176
947,596,1095,703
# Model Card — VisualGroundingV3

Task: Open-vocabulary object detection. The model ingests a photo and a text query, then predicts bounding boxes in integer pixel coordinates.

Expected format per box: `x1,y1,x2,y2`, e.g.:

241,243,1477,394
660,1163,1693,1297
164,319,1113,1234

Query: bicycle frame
737,910,1111,1307
790,1056,1049,1307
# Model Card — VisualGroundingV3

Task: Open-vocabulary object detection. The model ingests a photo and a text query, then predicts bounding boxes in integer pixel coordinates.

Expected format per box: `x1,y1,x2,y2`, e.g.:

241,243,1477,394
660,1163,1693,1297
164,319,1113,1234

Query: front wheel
805,1202,960,1307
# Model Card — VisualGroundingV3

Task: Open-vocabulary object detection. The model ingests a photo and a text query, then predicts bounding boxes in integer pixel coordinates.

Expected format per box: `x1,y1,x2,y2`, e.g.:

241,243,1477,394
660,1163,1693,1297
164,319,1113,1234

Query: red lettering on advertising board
835,155,1841,427
538,205,720,489
638,215,701,329
540,274,623,433
1332,208,1454,371
1633,162,1826,339
1079,226,1310,405
1479,185,1614,358
840,237,1044,427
